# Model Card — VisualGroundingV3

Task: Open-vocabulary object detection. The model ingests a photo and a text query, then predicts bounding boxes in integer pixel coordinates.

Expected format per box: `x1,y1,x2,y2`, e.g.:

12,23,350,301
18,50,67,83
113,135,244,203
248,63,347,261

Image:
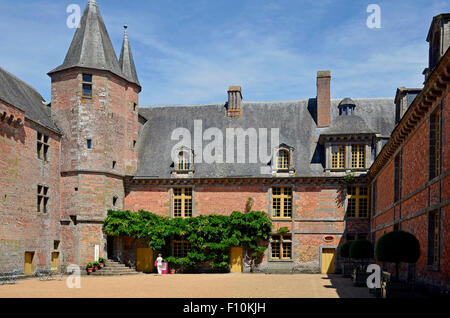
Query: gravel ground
0,273,374,298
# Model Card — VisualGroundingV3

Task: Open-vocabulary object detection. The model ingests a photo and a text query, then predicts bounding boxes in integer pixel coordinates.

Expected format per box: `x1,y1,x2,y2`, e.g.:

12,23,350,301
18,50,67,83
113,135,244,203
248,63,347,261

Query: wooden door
321,248,336,274
230,247,243,273
51,252,59,272
136,248,153,273
24,252,34,275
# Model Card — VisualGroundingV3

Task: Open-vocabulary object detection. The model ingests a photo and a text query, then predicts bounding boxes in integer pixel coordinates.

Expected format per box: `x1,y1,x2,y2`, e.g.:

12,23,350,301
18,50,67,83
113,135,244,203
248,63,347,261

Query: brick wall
0,100,61,272
371,90,449,292
124,183,358,273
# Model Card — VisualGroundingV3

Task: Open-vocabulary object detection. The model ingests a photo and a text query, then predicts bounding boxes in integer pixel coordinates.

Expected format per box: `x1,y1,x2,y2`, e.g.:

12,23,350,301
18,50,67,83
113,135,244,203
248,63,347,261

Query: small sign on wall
94,245,99,261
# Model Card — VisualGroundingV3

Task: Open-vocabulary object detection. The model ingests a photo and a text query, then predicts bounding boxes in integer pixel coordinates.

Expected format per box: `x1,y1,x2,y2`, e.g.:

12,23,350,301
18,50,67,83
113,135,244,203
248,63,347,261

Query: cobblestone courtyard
0,274,374,298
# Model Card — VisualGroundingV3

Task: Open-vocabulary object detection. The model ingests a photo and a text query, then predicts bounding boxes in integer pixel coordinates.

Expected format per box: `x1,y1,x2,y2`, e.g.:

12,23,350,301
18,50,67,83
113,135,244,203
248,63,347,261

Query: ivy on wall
103,210,272,271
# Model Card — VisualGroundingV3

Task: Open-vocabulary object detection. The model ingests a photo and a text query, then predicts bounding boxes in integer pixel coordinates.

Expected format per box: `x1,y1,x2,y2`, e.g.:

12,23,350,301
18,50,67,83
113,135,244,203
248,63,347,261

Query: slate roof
48,0,133,86
119,26,140,87
136,97,395,179
0,67,60,133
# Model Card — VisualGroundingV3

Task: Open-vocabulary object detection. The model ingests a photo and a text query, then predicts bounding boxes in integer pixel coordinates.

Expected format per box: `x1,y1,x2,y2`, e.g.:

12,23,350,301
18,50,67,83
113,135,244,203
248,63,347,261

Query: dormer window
177,151,190,171
338,98,356,116
272,144,295,176
171,146,194,178
331,145,345,169
277,149,289,171
351,145,366,169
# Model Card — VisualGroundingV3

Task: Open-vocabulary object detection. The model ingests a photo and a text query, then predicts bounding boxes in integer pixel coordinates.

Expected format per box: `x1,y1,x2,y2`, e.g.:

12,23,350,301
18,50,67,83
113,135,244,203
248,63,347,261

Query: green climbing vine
103,210,272,271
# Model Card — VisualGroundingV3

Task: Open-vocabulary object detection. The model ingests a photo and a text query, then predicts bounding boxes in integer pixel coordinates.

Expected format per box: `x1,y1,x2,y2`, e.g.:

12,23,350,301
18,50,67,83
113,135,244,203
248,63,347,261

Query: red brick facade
369,60,449,292
0,100,61,272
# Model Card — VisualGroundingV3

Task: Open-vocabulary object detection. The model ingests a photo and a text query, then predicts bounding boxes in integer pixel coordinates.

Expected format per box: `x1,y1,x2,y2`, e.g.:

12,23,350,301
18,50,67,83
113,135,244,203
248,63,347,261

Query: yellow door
321,248,336,274
230,247,243,273
136,248,153,273
51,252,59,272
24,252,34,275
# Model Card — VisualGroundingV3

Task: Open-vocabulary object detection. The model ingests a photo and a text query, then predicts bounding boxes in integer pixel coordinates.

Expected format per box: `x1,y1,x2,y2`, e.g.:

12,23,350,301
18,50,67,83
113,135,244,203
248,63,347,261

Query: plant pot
87,268,93,274
100,263,105,268
170,269,176,274
93,265,98,271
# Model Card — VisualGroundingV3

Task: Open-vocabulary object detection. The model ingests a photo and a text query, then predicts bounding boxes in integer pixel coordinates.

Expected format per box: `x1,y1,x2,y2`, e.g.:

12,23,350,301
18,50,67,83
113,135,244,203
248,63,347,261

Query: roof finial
88,0,97,7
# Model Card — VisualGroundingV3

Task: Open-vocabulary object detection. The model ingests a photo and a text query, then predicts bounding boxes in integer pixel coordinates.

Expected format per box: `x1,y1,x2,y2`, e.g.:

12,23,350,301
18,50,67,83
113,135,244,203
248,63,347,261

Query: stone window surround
269,233,293,262
324,140,372,172
171,146,195,178
271,143,295,177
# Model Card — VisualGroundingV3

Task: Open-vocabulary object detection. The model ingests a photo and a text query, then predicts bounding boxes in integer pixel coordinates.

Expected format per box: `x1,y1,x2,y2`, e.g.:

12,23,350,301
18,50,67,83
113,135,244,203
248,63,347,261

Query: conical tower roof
48,0,122,78
119,25,140,87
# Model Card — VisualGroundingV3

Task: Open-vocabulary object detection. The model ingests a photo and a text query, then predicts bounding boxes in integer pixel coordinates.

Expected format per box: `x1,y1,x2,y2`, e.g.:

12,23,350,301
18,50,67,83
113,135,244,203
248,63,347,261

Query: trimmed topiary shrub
339,241,352,258
375,230,420,280
349,239,374,260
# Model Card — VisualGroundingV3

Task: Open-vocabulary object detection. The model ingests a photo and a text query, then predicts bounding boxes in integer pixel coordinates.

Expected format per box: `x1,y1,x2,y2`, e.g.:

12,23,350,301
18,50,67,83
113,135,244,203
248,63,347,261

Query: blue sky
0,0,448,105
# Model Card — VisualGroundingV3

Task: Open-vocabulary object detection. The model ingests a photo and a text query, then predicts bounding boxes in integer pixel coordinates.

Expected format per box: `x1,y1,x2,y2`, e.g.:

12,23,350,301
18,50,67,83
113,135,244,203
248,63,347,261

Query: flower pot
170,269,176,274
87,268,93,274
93,265,98,271
100,263,105,268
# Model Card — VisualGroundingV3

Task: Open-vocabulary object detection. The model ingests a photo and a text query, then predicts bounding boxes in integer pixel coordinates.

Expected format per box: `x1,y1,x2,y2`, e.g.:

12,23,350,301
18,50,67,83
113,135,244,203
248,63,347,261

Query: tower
48,0,141,265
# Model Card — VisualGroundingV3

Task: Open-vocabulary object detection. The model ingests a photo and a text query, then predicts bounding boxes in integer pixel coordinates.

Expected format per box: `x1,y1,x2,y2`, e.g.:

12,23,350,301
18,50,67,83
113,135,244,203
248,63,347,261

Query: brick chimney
227,86,242,117
316,70,331,128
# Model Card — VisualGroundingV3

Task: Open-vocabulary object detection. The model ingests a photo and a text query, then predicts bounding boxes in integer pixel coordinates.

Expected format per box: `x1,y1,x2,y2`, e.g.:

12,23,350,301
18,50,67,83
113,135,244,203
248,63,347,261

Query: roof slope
48,0,122,78
137,98,394,178
0,67,59,132
119,26,140,87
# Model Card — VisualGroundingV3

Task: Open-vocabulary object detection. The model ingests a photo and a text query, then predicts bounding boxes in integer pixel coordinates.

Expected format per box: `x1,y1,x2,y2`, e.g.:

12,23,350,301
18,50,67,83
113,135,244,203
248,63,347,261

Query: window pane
272,198,281,217
271,242,281,259
282,242,292,259
82,74,92,83
82,84,92,97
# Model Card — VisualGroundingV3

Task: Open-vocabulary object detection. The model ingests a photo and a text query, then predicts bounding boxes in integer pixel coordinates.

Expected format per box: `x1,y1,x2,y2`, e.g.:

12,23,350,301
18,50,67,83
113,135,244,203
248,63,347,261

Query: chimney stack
316,70,331,128
227,86,242,117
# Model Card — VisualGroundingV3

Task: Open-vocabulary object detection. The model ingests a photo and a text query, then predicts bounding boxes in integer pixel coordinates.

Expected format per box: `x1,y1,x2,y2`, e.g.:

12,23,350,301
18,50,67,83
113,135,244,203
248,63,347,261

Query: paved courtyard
0,273,374,298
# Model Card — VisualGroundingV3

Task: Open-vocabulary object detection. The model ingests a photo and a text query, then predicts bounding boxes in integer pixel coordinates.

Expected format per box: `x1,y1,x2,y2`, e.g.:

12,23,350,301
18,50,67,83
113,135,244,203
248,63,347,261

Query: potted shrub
86,263,93,274
98,257,106,268
339,241,353,277
93,261,100,271
349,239,374,286
375,231,420,298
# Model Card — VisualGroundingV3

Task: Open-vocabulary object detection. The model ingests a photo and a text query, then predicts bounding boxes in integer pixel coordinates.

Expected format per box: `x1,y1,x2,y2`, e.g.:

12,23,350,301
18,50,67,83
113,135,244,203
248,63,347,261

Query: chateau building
0,1,448,292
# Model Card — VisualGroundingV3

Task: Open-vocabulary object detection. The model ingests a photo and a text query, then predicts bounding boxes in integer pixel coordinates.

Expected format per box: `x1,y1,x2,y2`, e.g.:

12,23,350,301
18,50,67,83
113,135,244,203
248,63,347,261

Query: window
113,196,118,207
347,186,369,218
37,185,49,213
372,180,377,216
272,187,293,218
87,139,92,149
172,237,191,258
133,103,137,112
133,140,137,149
394,154,401,202
173,188,193,218
177,151,190,171
37,132,50,161
82,74,92,98
112,161,116,169
277,150,289,170
428,210,440,267
351,144,365,169
430,108,441,180
270,234,292,260
331,145,345,169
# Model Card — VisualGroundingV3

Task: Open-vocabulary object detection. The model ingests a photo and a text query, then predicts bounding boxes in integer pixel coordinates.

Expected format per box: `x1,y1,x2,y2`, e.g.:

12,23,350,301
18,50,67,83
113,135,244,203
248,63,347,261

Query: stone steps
88,260,139,276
